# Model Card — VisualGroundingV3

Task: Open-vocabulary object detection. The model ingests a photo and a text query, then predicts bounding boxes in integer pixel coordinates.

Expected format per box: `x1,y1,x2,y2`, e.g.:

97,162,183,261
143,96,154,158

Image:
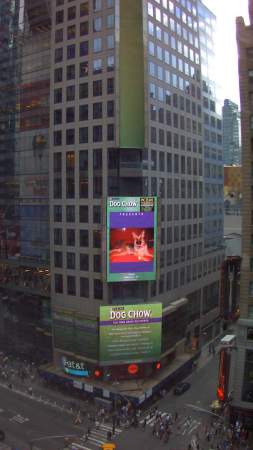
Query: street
0,354,220,450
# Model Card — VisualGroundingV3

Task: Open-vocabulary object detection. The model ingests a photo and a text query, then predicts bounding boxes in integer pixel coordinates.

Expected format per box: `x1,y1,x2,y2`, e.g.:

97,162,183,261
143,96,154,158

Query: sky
203,0,249,108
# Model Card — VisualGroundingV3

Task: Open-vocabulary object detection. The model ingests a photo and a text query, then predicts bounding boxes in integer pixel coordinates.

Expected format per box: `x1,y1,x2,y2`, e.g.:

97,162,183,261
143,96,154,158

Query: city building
222,99,241,166
49,0,224,392
198,1,224,254
229,0,253,425
0,0,52,361
0,0,224,398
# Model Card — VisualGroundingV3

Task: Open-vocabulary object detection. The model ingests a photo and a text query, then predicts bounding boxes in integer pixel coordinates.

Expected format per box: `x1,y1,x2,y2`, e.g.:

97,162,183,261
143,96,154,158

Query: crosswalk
139,409,201,436
70,423,122,450
9,413,29,424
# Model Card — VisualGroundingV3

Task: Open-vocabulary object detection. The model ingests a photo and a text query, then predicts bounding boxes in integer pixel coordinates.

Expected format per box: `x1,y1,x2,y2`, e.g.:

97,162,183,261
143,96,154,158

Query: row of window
55,40,114,63
53,124,114,147
56,12,114,31
53,202,203,228
54,251,101,272
151,150,203,175
149,80,200,105
55,28,115,53
54,273,103,299
54,60,114,81
151,0,197,17
54,203,101,223
151,106,201,132
54,228,101,248
54,101,114,124
151,178,203,199
54,78,114,104
152,263,216,296
56,0,114,15
150,127,202,149
148,18,198,53
149,43,199,73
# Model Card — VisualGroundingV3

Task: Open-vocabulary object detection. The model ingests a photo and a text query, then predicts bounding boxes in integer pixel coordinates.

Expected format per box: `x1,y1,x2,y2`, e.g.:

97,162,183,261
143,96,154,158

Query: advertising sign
107,197,157,282
99,303,162,365
61,356,90,377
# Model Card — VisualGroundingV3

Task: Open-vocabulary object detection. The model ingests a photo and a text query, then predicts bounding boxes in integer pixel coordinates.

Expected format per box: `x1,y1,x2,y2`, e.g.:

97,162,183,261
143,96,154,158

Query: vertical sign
107,197,157,282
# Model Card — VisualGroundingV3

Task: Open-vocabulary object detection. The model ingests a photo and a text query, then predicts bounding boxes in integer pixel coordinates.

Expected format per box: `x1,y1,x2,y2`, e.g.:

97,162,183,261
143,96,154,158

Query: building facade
222,99,241,166
50,0,223,383
0,0,52,361
230,0,253,425
0,0,224,386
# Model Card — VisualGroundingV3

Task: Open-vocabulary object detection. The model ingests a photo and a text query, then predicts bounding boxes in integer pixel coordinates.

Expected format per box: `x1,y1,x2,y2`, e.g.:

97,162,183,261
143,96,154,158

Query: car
0,429,5,441
173,381,191,395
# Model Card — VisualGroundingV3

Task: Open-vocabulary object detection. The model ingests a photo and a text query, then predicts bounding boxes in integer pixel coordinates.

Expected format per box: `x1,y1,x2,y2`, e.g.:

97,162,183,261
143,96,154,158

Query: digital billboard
99,303,162,365
107,197,157,282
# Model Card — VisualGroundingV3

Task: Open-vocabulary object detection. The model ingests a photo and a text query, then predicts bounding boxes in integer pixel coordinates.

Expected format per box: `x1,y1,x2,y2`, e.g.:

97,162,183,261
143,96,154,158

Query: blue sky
203,0,249,107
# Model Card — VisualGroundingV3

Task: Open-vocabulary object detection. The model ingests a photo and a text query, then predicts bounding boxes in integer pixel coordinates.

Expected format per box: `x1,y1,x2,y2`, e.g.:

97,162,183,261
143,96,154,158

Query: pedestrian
142,418,147,429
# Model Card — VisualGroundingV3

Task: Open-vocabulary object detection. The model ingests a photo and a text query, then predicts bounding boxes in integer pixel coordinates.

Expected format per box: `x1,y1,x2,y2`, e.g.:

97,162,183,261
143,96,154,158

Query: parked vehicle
173,382,191,395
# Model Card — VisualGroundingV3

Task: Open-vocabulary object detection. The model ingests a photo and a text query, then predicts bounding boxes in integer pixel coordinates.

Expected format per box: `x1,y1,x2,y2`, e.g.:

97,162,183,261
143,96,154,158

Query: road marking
10,414,29,424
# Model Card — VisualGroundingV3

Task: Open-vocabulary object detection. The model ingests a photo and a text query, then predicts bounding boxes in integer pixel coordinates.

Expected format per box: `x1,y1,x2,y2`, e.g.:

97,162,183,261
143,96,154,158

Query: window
80,61,88,77
67,25,76,40
94,279,103,299
66,107,75,123
80,277,89,297
93,230,101,248
107,55,114,71
93,38,102,53
55,29,63,43
93,125,103,142
67,64,75,80
80,82,88,98
107,100,114,117
80,41,89,56
68,6,76,20
54,130,62,146
107,14,114,28
54,228,62,245
80,21,89,35
55,274,63,293
54,109,62,125
93,17,102,32
67,275,76,296
54,251,63,268
54,68,63,82
93,80,102,96
80,205,89,223
80,254,89,271
94,255,101,272
80,229,89,247
107,124,114,141
54,205,62,222
93,59,102,74
107,78,114,94
66,129,75,145
80,2,89,17
67,252,76,270
56,10,64,24
79,127,88,143
66,205,75,222
107,35,114,49
93,102,103,119
67,229,75,246
93,205,101,223
54,88,62,103
55,48,63,63
66,85,75,101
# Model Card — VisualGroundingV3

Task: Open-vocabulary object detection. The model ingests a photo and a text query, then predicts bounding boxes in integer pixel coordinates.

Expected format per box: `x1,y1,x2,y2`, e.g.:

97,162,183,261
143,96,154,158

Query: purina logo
109,199,138,208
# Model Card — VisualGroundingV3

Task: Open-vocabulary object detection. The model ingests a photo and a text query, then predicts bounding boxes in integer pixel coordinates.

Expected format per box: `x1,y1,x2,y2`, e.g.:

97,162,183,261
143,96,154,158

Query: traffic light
217,386,225,401
155,362,161,370
94,368,103,378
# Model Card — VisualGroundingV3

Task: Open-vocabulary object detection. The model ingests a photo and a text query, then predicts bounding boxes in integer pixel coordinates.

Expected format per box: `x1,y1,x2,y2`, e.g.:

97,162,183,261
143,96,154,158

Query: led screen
107,197,157,282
